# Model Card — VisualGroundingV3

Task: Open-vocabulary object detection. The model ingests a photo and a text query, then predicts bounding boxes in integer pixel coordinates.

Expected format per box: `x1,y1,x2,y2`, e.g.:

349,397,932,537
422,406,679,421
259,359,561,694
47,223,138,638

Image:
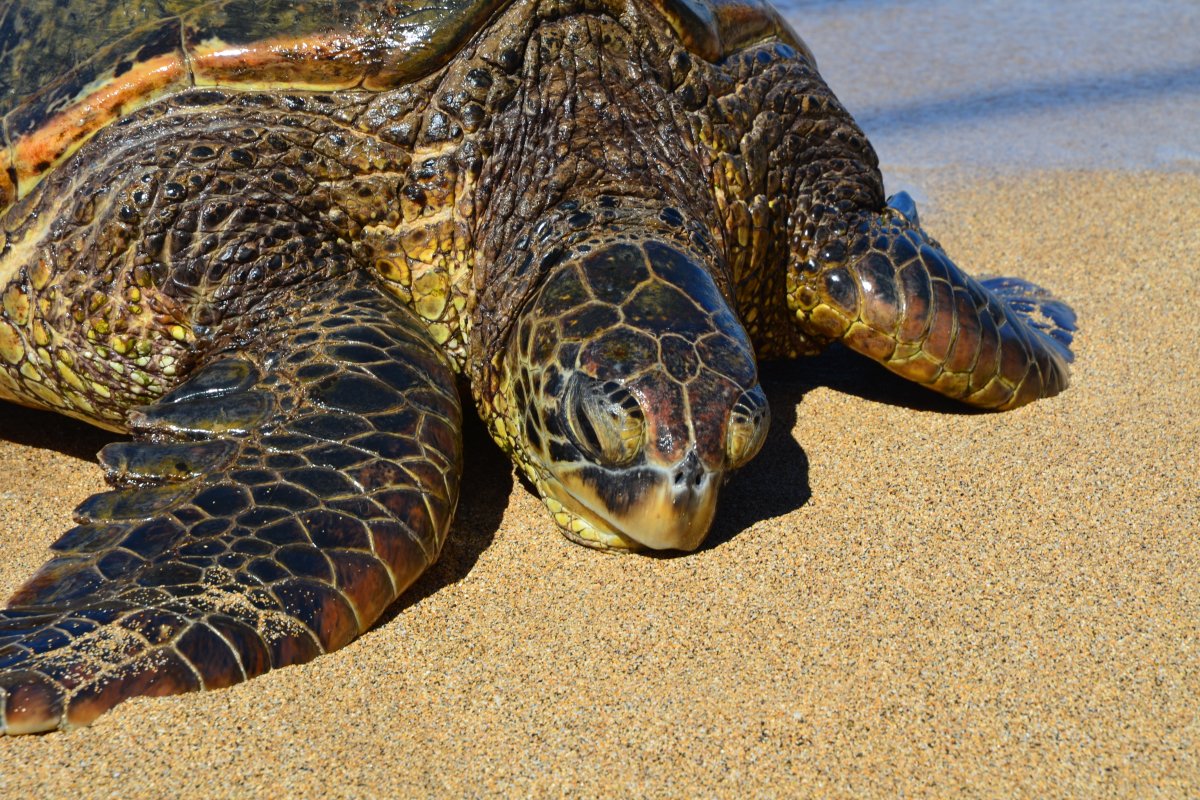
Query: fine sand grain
0,171,1197,797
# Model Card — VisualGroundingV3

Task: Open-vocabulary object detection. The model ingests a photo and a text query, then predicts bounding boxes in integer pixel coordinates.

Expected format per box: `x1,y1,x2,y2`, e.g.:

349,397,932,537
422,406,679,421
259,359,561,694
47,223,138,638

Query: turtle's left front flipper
0,275,461,733
788,193,1075,410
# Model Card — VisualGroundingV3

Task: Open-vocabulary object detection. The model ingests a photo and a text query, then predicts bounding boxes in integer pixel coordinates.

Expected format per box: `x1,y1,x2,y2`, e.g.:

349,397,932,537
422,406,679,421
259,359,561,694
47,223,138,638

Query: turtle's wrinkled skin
0,0,1074,732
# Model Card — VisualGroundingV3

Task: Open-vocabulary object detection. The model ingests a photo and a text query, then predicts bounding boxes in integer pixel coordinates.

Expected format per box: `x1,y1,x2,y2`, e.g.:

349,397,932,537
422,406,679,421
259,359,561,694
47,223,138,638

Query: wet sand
0,169,1197,796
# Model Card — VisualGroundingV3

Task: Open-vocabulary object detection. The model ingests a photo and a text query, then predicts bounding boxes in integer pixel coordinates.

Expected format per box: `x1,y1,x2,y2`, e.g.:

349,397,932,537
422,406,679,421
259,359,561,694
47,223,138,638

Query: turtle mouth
539,454,721,552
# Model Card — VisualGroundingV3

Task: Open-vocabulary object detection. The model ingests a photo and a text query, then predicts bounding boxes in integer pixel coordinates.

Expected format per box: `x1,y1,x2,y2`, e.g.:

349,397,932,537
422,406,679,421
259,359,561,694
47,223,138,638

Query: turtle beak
552,450,721,551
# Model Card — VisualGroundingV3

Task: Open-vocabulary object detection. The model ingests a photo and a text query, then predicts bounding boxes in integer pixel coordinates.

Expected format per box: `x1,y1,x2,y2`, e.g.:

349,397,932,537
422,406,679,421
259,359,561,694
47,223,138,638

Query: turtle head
497,235,769,552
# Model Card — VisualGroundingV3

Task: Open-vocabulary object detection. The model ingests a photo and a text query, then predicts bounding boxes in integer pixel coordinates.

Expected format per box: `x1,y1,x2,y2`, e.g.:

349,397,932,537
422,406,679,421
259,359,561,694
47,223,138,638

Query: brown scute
273,580,360,652
648,0,722,60
186,34,379,92
173,623,246,689
266,628,324,669
0,670,63,735
65,649,202,729
648,0,815,62
10,51,189,196
330,550,396,627
206,616,272,679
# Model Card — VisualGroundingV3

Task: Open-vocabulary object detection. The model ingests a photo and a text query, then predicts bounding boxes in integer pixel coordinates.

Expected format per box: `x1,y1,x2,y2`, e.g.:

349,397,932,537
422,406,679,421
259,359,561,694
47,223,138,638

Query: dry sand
0,170,1196,797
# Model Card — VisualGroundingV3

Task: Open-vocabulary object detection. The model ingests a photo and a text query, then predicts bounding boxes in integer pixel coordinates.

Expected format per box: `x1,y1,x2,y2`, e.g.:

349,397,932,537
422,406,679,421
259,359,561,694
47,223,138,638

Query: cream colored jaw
543,462,721,552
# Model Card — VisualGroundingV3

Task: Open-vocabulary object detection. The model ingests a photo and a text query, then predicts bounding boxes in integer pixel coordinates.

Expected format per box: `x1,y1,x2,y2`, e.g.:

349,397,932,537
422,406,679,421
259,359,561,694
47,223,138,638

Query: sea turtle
0,0,1075,733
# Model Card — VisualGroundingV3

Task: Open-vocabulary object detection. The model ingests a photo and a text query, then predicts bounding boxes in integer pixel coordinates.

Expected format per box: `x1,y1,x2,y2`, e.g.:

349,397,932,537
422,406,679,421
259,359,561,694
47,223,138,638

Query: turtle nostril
672,468,704,488
726,386,770,468
565,375,645,467
671,451,706,491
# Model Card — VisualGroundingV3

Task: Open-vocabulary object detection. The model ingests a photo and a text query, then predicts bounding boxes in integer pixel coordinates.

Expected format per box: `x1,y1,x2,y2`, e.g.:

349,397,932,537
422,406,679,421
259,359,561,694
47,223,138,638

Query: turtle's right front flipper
788,194,1075,410
0,275,461,733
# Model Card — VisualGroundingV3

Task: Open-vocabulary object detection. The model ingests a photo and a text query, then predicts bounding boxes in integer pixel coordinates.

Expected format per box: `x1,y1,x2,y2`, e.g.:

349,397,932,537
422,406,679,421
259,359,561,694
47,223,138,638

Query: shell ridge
0,0,516,210
176,11,199,90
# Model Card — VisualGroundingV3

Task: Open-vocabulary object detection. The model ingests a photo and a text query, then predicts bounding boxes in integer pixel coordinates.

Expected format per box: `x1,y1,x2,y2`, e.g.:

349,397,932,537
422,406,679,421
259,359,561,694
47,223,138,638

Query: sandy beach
2,170,1196,798
2,2,1199,798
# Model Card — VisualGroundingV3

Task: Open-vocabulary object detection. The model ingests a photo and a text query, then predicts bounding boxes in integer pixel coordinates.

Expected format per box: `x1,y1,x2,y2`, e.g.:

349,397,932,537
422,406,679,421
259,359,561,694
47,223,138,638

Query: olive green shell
0,0,807,210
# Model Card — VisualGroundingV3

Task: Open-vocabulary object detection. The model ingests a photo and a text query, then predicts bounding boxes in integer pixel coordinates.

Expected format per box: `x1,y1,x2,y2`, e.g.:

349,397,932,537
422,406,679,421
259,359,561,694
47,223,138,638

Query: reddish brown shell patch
7,21,190,199
0,0,510,214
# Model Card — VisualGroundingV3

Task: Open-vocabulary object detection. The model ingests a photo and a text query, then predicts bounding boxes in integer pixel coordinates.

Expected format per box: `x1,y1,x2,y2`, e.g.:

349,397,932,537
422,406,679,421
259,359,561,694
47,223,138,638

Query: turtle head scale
495,225,769,552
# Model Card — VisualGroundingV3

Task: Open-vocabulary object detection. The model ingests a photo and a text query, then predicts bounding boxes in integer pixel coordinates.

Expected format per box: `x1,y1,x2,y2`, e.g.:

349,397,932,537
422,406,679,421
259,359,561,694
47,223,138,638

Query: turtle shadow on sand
0,401,120,462
701,345,987,550
790,344,991,415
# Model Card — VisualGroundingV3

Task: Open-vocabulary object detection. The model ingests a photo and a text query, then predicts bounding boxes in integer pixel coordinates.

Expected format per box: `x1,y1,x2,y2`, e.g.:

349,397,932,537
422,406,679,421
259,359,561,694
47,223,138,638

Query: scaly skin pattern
488,198,769,551
786,203,1074,409
0,80,478,425
0,0,1074,731
1,273,461,733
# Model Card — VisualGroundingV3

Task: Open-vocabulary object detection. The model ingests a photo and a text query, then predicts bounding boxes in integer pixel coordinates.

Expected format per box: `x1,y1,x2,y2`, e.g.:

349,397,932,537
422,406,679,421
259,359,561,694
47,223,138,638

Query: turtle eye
726,386,769,469
564,376,644,467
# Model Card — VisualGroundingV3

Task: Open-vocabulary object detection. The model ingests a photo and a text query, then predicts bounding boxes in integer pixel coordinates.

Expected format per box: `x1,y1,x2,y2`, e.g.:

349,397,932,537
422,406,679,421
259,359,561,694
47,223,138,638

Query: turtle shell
0,0,510,210
0,0,808,213
648,0,813,64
